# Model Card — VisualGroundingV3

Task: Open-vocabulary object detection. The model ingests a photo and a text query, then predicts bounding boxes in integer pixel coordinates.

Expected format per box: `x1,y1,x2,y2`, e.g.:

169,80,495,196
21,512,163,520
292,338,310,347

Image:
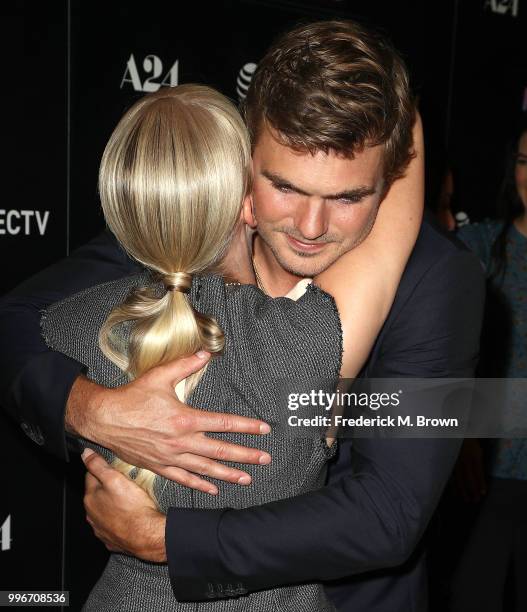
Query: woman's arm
315,114,424,378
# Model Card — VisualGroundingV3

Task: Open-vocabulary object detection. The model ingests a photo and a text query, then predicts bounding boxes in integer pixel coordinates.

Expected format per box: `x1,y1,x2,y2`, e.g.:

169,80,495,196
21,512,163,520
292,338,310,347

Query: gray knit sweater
42,273,342,612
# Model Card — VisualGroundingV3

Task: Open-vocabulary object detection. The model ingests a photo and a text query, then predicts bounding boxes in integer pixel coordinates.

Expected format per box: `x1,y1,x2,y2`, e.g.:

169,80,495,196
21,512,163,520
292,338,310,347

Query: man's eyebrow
262,170,310,196
261,170,376,200
325,186,377,200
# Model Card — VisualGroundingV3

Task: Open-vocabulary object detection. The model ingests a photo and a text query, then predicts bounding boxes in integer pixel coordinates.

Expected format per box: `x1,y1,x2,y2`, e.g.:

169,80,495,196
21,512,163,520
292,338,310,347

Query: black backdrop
1,1,526,610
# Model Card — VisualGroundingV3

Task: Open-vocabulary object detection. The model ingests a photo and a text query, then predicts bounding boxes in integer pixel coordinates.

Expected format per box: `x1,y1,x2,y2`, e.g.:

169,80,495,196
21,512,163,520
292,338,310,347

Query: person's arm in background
0,230,138,460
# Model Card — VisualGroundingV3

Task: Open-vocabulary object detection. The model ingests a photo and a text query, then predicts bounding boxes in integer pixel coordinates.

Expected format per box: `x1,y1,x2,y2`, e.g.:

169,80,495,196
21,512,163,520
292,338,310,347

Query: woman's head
491,123,527,277
99,84,251,377
97,85,251,500
99,84,252,281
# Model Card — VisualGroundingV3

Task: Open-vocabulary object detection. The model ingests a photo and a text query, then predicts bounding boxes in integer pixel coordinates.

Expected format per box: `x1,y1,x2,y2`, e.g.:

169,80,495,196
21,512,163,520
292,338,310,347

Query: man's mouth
286,234,327,253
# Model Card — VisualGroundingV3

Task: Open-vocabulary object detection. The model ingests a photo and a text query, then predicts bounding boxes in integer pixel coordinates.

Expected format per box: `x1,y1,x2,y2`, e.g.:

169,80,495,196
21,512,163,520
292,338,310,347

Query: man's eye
276,184,293,193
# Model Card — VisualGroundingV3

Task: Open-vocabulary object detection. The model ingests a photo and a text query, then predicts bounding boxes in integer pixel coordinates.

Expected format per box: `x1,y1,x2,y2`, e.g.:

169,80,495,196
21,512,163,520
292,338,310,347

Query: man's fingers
82,448,95,461
159,455,252,486
192,435,271,465
84,472,100,495
154,352,211,386
195,410,271,435
158,466,219,495
81,449,114,481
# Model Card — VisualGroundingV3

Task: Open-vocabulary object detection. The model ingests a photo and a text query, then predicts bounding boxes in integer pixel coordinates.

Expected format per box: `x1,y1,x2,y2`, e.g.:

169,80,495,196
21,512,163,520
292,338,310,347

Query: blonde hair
97,84,251,502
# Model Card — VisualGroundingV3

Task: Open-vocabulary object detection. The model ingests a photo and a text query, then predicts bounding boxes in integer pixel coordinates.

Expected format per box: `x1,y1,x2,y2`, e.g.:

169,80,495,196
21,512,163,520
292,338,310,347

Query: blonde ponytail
97,85,251,503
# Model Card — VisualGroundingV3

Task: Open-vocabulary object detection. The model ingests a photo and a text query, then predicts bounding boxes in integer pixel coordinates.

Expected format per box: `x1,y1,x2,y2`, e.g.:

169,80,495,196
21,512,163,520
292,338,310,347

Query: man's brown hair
243,19,416,186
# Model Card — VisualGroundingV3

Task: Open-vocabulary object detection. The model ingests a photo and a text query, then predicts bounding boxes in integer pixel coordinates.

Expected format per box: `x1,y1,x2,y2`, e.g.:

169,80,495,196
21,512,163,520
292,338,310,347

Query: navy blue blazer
0,215,484,611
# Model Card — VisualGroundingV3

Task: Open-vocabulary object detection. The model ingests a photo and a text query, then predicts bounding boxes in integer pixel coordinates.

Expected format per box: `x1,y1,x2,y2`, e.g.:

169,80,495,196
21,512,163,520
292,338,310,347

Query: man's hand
81,448,167,562
67,352,272,495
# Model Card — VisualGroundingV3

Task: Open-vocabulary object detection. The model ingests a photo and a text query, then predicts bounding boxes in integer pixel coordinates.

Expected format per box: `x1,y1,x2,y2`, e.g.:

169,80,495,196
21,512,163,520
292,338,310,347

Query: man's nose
295,198,328,240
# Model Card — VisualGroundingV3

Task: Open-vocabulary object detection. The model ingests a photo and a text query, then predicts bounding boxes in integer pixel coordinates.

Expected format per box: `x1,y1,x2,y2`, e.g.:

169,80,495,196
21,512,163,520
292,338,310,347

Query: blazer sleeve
165,248,485,601
0,230,139,460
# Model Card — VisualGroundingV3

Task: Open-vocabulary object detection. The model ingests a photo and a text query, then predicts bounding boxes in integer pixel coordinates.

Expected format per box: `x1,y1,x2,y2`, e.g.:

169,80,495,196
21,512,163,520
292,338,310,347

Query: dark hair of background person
491,119,527,278
242,19,416,187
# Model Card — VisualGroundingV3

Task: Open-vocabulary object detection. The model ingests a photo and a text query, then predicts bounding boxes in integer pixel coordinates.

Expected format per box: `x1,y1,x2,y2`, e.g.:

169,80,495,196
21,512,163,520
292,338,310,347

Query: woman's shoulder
41,272,152,350
197,274,339,330
42,272,224,343
214,278,342,379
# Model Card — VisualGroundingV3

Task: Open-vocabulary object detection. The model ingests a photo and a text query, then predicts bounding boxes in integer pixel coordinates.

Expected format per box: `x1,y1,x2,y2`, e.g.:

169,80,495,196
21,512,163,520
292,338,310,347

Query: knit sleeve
192,276,343,422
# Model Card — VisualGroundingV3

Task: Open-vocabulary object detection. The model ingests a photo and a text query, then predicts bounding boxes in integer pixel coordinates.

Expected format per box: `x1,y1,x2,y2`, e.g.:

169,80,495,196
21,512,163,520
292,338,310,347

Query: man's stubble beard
255,205,380,278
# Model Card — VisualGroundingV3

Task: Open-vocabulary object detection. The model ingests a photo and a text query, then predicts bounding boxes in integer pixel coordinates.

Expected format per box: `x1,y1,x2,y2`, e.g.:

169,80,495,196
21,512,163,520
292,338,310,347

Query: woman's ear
242,194,257,228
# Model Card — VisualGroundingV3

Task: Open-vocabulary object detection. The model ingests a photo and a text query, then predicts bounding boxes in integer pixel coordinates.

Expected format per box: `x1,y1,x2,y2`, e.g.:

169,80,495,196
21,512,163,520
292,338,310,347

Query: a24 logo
485,0,519,17
121,54,179,92
1,514,11,551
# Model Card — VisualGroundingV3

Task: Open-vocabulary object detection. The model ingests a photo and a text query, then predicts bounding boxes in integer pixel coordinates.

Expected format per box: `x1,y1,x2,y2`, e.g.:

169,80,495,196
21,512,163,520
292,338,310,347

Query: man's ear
242,194,257,228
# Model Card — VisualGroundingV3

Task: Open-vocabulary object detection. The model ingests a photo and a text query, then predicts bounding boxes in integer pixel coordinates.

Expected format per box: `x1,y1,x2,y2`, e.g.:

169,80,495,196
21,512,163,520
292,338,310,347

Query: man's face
250,126,385,278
